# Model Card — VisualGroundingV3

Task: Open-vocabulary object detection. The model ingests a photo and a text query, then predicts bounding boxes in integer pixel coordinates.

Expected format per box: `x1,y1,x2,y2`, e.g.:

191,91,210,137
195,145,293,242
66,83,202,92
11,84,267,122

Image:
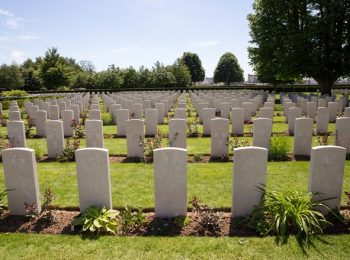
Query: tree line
0,48,244,91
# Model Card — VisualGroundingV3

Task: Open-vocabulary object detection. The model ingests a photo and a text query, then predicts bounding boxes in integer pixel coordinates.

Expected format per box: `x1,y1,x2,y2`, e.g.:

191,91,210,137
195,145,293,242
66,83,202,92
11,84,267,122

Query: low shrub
269,137,291,161
0,189,12,218
101,113,113,125
193,153,203,162
229,137,250,153
0,114,8,126
246,187,331,246
187,120,199,137
0,90,28,97
71,120,85,138
142,135,162,162
57,139,80,162
119,206,146,234
72,206,119,235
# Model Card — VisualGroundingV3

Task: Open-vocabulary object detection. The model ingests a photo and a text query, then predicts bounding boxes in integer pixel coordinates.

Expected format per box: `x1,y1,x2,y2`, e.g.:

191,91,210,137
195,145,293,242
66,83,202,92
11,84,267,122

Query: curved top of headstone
312,145,346,152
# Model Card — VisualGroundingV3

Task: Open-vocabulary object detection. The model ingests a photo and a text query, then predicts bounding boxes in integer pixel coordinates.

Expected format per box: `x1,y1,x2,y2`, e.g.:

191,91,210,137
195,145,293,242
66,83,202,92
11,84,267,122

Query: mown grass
0,161,349,209
0,233,350,259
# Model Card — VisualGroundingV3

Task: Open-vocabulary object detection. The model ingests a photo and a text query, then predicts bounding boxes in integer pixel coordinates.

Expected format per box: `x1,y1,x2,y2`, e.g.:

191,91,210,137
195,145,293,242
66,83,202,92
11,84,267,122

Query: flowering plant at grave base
316,134,329,146
141,135,163,163
24,202,40,218
187,120,199,137
0,114,8,127
71,119,85,138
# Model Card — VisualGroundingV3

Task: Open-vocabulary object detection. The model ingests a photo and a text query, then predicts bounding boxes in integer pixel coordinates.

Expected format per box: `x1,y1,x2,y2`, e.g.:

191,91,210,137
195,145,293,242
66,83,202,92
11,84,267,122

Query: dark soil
0,208,349,237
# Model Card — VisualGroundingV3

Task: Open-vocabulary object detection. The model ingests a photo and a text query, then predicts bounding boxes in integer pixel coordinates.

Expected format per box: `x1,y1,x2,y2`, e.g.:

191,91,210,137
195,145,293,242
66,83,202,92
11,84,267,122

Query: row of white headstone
1,145,346,217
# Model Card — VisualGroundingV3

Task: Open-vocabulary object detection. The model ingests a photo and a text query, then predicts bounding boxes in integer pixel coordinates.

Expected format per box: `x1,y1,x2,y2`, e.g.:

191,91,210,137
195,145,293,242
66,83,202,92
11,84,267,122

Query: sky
0,0,254,79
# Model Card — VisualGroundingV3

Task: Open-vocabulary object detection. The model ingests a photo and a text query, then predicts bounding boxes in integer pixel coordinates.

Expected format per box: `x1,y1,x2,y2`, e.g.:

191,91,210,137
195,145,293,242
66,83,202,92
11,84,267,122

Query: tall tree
0,64,24,90
167,59,192,88
180,52,205,83
248,0,350,95
213,52,244,85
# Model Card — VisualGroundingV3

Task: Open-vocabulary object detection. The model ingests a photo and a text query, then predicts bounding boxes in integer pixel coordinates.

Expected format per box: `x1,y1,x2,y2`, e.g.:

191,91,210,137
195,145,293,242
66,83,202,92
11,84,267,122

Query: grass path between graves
0,161,349,209
0,233,350,259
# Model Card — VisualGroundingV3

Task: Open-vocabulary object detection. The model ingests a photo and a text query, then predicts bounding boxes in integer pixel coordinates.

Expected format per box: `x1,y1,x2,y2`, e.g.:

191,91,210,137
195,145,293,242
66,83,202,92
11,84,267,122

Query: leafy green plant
0,114,8,126
142,135,163,163
247,188,331,246
187,120,199,137
101,113,113,125
72,206,119,235
317,134,329,146
0,189,13,218
269,137,291,161
119,206,146,234
229,137,250,153
0,90,28,97
57,139,80,162
193,153,203,162
40,188,55,221
71,119,85,138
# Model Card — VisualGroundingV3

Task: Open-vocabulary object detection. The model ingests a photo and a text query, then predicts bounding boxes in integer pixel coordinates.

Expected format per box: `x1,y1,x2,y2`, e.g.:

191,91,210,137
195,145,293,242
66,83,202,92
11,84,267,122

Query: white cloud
4,18,22,29
0,35,11,42
0,8,13,17
17,34,41,41
11,50,24,63
189,40,220,48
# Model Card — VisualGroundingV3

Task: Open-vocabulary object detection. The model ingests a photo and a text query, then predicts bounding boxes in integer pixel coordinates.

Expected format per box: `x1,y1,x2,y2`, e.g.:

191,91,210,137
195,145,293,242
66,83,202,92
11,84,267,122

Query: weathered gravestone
7,121,26,147
211,118,229,158
335,117,350,153
145,109,158,136
35,110,47,137
316,107,329,134
293,118,313,156
231,108,245,136
46,120,64,158
2,148,41,215
169,119,186,149
62,110,74,137
232,147,268,217
154,148,187,218
253,118,272,149
126,119,144,159
202,108,216,136
75,148,112,213
288,107,302,135
309,146,346,212
116,109,129,137
86,120,104,148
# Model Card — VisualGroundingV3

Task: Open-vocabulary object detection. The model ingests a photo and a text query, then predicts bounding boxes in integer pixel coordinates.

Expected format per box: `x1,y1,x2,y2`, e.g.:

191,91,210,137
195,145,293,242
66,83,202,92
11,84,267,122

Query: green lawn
0,161,349,209
0,233,349,259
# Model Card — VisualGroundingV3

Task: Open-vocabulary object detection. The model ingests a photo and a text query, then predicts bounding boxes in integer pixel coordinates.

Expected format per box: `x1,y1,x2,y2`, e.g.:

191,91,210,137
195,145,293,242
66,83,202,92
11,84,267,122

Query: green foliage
180,52,205,83
142,135,163,162
167,59,192,87
0,90,28,97
213,52,244,84
193,153,203,162
119,206,146,234
0,189,12,218
248,0,350,94
57,139,80,162
101,113,113,125
0,64,24,90
187,120,199,137
72,206,119,235
269,137,291,161
247,188,331,246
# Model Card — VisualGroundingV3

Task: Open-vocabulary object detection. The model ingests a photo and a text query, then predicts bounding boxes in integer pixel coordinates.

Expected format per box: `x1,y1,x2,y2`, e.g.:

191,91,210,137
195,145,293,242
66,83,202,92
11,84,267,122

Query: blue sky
0,0,254,78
